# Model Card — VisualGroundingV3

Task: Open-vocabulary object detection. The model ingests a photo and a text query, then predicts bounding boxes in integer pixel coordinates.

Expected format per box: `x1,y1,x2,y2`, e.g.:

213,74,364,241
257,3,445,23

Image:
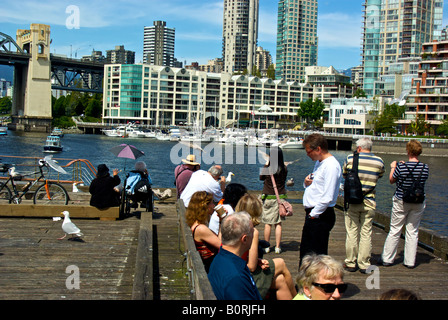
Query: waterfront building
276,0,318,82
106,45,135,64
0,78,12,98
324,98,376,135
143,21,175,67
222,0,259,74
102,64,315,129
361,0,444,98
305,66,353,106
400,40,448,133
350,65,364,88
373,57,420,99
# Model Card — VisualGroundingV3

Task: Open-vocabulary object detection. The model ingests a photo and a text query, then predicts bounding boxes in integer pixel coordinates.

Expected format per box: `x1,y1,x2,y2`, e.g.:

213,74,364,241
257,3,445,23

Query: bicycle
0,157,69,205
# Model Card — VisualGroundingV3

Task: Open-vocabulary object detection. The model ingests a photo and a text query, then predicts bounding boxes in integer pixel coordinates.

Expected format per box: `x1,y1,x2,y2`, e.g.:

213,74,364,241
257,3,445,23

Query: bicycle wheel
0,182,12,204
33,182,69,205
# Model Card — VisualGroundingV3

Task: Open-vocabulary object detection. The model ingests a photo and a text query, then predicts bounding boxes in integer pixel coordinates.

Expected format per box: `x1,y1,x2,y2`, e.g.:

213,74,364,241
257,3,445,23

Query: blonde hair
406,140,422,157
296,254,344,294
235,194,263,226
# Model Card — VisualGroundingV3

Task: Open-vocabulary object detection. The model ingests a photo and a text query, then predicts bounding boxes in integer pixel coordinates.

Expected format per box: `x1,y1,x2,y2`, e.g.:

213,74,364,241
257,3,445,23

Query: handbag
270,175,293,217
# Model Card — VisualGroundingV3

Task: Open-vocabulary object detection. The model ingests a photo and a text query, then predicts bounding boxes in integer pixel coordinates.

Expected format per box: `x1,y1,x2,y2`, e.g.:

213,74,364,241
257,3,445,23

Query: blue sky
1,0,447,70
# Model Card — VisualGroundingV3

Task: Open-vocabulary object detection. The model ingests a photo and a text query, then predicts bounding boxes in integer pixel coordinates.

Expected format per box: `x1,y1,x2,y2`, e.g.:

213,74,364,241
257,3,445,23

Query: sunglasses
312,282,348,294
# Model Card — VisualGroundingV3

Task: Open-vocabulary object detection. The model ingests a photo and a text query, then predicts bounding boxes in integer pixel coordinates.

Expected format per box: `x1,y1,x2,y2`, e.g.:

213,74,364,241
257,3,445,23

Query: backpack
402,162,425,204
344,151,364,210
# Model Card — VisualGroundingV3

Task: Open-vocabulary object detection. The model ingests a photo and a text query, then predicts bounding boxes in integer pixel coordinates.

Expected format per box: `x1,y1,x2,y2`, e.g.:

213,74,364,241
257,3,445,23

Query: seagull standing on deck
58,211,83,240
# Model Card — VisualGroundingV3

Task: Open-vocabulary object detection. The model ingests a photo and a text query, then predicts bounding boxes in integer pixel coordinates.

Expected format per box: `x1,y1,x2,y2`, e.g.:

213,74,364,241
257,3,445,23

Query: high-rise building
361,0,444,97
276,0,318,82
106,45,135,64
143,21,175,66
222,0,259,74
255,46,273,77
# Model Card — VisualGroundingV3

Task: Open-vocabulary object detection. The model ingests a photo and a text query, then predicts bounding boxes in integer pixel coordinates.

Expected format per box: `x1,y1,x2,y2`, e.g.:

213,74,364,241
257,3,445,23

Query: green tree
353,88,367,98
297,98,325,124
372,102,406,134
437,118,448,136
53,96,66,118
0,96,12,114
266,64,275,80
85,98,102,118
409,115,429,135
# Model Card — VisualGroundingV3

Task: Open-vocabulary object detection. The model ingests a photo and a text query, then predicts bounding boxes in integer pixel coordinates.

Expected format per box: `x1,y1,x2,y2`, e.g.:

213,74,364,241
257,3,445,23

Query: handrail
0,155,98,186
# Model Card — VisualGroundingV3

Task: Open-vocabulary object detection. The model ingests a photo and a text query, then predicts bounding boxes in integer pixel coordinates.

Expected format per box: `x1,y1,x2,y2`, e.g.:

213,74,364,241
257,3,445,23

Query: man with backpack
381,140,429,269
342,138,385,274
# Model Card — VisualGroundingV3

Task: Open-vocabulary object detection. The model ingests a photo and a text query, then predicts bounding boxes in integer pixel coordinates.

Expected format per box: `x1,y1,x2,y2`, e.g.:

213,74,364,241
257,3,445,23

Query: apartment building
143,21,175,66
102,64,316,128
324,98,376,134
276,0,318,82
361,0,444,97
222,0,259,74
106,45,135,64
402,40,448,131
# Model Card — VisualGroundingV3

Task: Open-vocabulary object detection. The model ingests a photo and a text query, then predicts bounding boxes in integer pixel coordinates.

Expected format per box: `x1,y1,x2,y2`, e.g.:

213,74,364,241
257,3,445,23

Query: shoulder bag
270,175,293,217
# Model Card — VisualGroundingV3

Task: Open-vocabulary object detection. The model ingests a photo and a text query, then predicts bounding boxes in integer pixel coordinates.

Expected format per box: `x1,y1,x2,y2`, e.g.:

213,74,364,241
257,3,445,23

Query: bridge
0,25,104,133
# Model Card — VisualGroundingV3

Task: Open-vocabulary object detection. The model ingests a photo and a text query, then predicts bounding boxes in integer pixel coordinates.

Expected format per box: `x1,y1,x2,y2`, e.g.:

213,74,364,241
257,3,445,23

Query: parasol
110,144,145,160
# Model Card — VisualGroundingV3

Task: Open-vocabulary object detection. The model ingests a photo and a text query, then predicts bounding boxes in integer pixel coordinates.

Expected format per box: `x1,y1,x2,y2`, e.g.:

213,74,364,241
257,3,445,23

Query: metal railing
0,155,97,186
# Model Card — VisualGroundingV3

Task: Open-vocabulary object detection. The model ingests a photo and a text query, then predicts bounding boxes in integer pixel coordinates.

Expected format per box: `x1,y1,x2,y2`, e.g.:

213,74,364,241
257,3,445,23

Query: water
1,131,447,237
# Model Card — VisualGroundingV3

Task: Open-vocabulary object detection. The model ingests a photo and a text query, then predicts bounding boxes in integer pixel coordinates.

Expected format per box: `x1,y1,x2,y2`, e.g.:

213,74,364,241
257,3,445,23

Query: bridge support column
10,24,52,132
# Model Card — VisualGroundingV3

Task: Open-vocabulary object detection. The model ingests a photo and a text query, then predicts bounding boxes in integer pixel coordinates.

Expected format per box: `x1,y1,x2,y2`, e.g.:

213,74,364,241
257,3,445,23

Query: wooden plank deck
0,190,447,300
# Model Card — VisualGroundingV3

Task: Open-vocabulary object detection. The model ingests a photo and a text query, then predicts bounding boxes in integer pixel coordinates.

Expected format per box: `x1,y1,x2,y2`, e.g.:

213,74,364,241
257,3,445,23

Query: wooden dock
0,190,447,300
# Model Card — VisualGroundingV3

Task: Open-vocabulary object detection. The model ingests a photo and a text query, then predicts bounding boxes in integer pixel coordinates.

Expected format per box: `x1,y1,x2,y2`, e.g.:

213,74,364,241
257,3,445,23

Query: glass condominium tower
276,0,318,82
222,0,259,74
362,0,444,97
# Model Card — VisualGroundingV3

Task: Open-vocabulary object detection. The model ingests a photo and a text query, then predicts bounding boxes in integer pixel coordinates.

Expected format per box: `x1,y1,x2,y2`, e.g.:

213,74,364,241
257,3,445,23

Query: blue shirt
208,247,262,300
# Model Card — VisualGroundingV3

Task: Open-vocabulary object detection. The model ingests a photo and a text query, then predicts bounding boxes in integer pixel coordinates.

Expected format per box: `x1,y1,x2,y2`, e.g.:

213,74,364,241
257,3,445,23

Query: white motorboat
279,137,304,149
43,135,63,153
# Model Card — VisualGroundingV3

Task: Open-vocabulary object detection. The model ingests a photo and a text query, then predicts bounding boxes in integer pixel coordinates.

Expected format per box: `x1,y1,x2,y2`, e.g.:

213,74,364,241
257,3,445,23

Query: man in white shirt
180,165,226,207
300,133,342,265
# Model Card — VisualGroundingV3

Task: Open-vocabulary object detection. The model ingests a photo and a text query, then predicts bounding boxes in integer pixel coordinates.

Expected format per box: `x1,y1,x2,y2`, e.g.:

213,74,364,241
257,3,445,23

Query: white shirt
208,204,234,235
180,170,223,207
303,156,342,218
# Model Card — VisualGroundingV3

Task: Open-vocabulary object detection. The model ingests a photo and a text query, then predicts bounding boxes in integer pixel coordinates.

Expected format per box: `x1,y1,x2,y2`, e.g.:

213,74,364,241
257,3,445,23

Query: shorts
262,198,282,225
251,259,275,299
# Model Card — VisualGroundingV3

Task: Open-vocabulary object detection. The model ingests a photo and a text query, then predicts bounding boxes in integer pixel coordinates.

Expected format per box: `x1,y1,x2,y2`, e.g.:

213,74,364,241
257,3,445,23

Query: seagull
72,182,79,193
58,211,83,240
225,172,234,184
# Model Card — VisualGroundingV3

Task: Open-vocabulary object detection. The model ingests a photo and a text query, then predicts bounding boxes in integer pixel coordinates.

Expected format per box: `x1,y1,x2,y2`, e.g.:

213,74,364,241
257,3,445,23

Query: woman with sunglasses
186,191,221,273
294,254,347,300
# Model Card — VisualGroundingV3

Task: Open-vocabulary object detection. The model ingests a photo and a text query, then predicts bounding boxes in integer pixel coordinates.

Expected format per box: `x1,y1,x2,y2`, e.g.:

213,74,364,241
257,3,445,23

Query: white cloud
318,12,362,49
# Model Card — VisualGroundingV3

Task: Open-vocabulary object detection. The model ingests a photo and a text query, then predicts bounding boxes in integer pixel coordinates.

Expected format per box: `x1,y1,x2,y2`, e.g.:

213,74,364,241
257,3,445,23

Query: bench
0,204,119,221
177,199,216,300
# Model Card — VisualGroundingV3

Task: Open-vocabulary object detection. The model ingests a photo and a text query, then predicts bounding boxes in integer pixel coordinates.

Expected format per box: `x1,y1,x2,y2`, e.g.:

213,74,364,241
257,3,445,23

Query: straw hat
182,154,199,166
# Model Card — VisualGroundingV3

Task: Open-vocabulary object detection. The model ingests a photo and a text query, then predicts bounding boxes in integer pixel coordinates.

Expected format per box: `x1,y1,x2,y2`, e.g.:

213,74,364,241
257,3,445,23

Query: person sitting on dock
180,165,226,207
208,183,248,235
126,161,152,208
294,254,347,300
89,164,121,209
208,212,262,300
186,191,221,273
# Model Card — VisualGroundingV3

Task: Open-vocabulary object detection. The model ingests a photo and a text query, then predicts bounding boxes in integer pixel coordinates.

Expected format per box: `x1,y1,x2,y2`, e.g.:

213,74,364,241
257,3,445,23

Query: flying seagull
58,211,83,240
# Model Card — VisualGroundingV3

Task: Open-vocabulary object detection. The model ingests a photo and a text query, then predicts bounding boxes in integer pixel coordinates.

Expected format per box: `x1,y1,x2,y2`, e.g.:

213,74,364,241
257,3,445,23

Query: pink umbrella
110,144,145,160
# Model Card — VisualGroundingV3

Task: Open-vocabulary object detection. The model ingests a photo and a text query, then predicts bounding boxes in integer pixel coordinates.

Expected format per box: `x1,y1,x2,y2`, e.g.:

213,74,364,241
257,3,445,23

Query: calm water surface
1,131,447,237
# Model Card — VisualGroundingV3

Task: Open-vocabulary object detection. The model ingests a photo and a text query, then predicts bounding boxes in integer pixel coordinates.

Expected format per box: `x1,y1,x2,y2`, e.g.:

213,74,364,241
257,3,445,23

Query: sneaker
263,247,270,254
343,264,358,272
275,247,282,254
403,264,415,269
377,259,393,267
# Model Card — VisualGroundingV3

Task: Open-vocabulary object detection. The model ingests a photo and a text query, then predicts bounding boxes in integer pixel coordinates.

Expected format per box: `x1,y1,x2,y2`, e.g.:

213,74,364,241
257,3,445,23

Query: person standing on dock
380,140,429,269
342,138,385,274
174,154,200,199
300,134,342,265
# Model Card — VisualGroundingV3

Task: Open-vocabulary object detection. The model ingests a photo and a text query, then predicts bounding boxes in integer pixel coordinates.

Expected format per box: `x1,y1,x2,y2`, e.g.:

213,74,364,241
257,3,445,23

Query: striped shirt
393,161,429,200
343,152,385,208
